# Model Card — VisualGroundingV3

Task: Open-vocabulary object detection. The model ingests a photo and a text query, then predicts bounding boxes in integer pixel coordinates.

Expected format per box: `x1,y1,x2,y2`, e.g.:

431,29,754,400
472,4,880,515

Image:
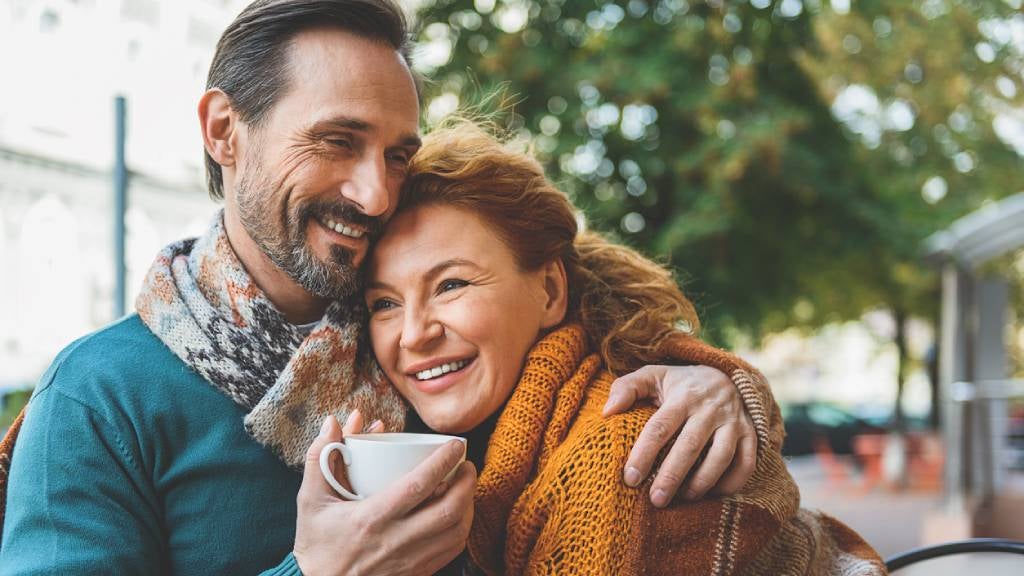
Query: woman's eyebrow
423,259,478,282
365,258,478,293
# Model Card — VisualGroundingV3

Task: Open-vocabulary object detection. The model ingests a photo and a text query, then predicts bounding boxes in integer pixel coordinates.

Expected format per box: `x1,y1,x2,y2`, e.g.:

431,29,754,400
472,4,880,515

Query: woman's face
366,204,566,433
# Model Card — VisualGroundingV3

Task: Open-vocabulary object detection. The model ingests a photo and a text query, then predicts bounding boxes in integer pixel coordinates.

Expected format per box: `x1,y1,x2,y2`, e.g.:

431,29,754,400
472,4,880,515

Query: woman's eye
369,298,397,313
437,279,469,294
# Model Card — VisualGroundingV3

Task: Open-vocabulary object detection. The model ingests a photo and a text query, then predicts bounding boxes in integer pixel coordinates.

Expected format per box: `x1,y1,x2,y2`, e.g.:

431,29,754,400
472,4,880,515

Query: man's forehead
286,28,415,92
272,29,420,133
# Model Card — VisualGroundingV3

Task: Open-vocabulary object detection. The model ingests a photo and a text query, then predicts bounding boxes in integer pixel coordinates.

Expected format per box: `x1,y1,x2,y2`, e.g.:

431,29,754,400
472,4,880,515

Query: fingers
397,461,476,570
680,430,737,501
320,411,367,494
419,501,474,574
380,439,468,518
647,415,713,507
604,366,661,416
612,364,759,505
413,461,476,531
298,416,343,507
623,403,687,488
713,428,757,495
342,410,364,436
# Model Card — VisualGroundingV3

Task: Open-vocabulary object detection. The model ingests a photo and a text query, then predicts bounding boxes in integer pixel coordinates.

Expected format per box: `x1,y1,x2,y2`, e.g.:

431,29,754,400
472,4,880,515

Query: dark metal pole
114,95,127,318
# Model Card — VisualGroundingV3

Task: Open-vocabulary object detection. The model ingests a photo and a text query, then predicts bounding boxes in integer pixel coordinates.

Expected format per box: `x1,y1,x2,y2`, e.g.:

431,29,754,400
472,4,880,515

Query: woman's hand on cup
294,412,476,576
603,365,757,508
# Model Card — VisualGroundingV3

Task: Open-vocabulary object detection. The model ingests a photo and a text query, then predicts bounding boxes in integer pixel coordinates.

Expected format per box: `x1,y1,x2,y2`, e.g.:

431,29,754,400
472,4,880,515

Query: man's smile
317,215,366,239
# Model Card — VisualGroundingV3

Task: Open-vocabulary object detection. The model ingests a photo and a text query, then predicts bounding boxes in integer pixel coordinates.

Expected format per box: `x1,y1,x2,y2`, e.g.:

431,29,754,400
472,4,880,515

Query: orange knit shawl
468,324,887,575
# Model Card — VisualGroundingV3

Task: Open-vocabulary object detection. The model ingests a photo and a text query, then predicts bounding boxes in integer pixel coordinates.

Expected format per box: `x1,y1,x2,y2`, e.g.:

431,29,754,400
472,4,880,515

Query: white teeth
415,359,470,381
320,218,365,239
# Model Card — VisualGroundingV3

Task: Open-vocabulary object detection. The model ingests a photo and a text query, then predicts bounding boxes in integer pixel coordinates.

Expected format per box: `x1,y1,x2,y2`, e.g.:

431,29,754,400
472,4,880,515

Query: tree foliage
413,0,1024,347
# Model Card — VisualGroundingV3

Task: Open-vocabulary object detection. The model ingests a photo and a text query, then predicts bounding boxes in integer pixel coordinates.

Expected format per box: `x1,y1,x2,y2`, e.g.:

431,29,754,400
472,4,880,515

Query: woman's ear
199,89,239,170
539,259,569,329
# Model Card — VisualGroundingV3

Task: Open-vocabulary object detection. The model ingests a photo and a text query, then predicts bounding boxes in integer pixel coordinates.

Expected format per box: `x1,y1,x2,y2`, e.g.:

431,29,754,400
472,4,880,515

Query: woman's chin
421,411,483,435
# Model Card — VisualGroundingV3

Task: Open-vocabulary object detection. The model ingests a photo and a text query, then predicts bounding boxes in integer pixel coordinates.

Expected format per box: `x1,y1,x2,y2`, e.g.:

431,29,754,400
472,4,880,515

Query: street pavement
786,455,944,560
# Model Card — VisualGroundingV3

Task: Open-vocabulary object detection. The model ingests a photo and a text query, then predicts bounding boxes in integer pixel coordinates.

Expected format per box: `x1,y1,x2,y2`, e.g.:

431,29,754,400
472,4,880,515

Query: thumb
604,366,658,416
299,416,344,502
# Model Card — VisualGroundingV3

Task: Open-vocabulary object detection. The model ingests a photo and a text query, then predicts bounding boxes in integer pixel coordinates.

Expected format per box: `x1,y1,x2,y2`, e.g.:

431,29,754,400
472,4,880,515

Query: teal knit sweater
0,315,304,575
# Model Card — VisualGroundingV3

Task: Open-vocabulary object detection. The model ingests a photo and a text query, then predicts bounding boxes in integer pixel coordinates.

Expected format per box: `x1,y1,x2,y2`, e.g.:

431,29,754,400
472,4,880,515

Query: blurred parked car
780,403,886,457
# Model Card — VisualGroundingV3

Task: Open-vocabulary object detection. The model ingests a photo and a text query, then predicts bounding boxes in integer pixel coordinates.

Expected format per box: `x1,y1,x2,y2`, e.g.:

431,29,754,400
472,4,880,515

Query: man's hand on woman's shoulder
603,365,757,508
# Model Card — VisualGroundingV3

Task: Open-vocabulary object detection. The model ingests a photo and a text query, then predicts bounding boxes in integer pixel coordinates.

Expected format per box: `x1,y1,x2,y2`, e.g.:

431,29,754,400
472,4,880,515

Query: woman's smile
405,356,477,395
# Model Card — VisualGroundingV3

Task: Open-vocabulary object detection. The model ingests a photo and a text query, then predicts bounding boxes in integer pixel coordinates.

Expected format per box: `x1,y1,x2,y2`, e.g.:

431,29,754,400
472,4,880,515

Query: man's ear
198,89,238,169
539,259,569,329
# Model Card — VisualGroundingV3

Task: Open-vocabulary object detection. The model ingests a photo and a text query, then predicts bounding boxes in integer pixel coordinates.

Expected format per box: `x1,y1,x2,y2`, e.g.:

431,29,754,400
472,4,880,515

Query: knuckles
654,469,685,488
643,417,676,444
677,433,706,455
438,502,459,529
404,476,429,502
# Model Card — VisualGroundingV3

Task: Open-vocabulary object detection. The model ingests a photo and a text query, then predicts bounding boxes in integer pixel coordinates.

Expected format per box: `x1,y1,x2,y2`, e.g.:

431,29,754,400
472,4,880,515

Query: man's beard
235,164,382,301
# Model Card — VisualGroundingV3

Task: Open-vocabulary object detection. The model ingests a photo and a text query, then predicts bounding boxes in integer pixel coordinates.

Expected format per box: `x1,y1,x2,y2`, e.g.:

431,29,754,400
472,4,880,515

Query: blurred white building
0,0,257,387
738,312,936,415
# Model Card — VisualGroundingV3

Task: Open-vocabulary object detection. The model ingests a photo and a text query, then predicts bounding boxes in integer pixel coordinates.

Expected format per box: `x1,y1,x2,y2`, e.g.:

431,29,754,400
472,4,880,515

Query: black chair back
886,538,1024,573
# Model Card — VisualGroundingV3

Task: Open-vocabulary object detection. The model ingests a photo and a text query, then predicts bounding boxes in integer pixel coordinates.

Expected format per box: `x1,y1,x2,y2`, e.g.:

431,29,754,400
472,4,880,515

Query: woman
362,120,886,575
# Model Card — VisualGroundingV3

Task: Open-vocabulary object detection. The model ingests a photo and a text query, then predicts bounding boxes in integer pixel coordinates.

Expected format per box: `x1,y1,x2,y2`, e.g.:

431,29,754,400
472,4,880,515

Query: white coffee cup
319,432,466,501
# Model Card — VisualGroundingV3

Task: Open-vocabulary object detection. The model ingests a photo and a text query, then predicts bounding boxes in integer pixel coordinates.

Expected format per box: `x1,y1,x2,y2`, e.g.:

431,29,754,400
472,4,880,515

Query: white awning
924,192,1024,268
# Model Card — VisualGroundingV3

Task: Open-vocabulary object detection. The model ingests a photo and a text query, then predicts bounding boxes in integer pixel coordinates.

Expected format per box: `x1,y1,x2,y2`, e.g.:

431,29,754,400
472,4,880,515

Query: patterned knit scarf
135,213,406,467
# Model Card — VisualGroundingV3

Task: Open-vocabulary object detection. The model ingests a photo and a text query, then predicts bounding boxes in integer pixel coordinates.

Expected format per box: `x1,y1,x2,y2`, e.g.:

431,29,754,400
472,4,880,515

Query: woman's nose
399,312,445,351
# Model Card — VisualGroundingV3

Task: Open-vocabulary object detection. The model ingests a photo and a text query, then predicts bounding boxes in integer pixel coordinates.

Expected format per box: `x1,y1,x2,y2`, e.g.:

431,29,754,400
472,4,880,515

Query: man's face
232,28,420,300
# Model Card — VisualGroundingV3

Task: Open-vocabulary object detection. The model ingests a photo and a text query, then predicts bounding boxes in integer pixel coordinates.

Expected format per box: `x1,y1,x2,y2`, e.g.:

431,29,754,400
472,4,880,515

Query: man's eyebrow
314,116,371,132
398,133,422,149
365,258,477,292
311,117,421,148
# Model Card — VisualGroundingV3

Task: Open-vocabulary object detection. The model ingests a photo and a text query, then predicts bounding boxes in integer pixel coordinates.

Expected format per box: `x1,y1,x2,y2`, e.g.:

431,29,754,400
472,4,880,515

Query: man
0,1,761,574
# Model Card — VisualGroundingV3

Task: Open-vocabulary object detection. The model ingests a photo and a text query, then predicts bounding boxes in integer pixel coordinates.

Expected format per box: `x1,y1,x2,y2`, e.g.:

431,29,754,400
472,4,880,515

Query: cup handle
319,442,363,501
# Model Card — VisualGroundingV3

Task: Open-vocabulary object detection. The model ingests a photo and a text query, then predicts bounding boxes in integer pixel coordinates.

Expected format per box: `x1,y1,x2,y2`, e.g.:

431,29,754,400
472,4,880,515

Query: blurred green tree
1,389,30,431
798,0,1024,427
413,0,1023,425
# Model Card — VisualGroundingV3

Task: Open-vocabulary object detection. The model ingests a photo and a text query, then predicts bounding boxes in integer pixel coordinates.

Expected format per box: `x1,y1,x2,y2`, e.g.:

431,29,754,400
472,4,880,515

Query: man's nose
399,310,445,351
341,154,390,217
